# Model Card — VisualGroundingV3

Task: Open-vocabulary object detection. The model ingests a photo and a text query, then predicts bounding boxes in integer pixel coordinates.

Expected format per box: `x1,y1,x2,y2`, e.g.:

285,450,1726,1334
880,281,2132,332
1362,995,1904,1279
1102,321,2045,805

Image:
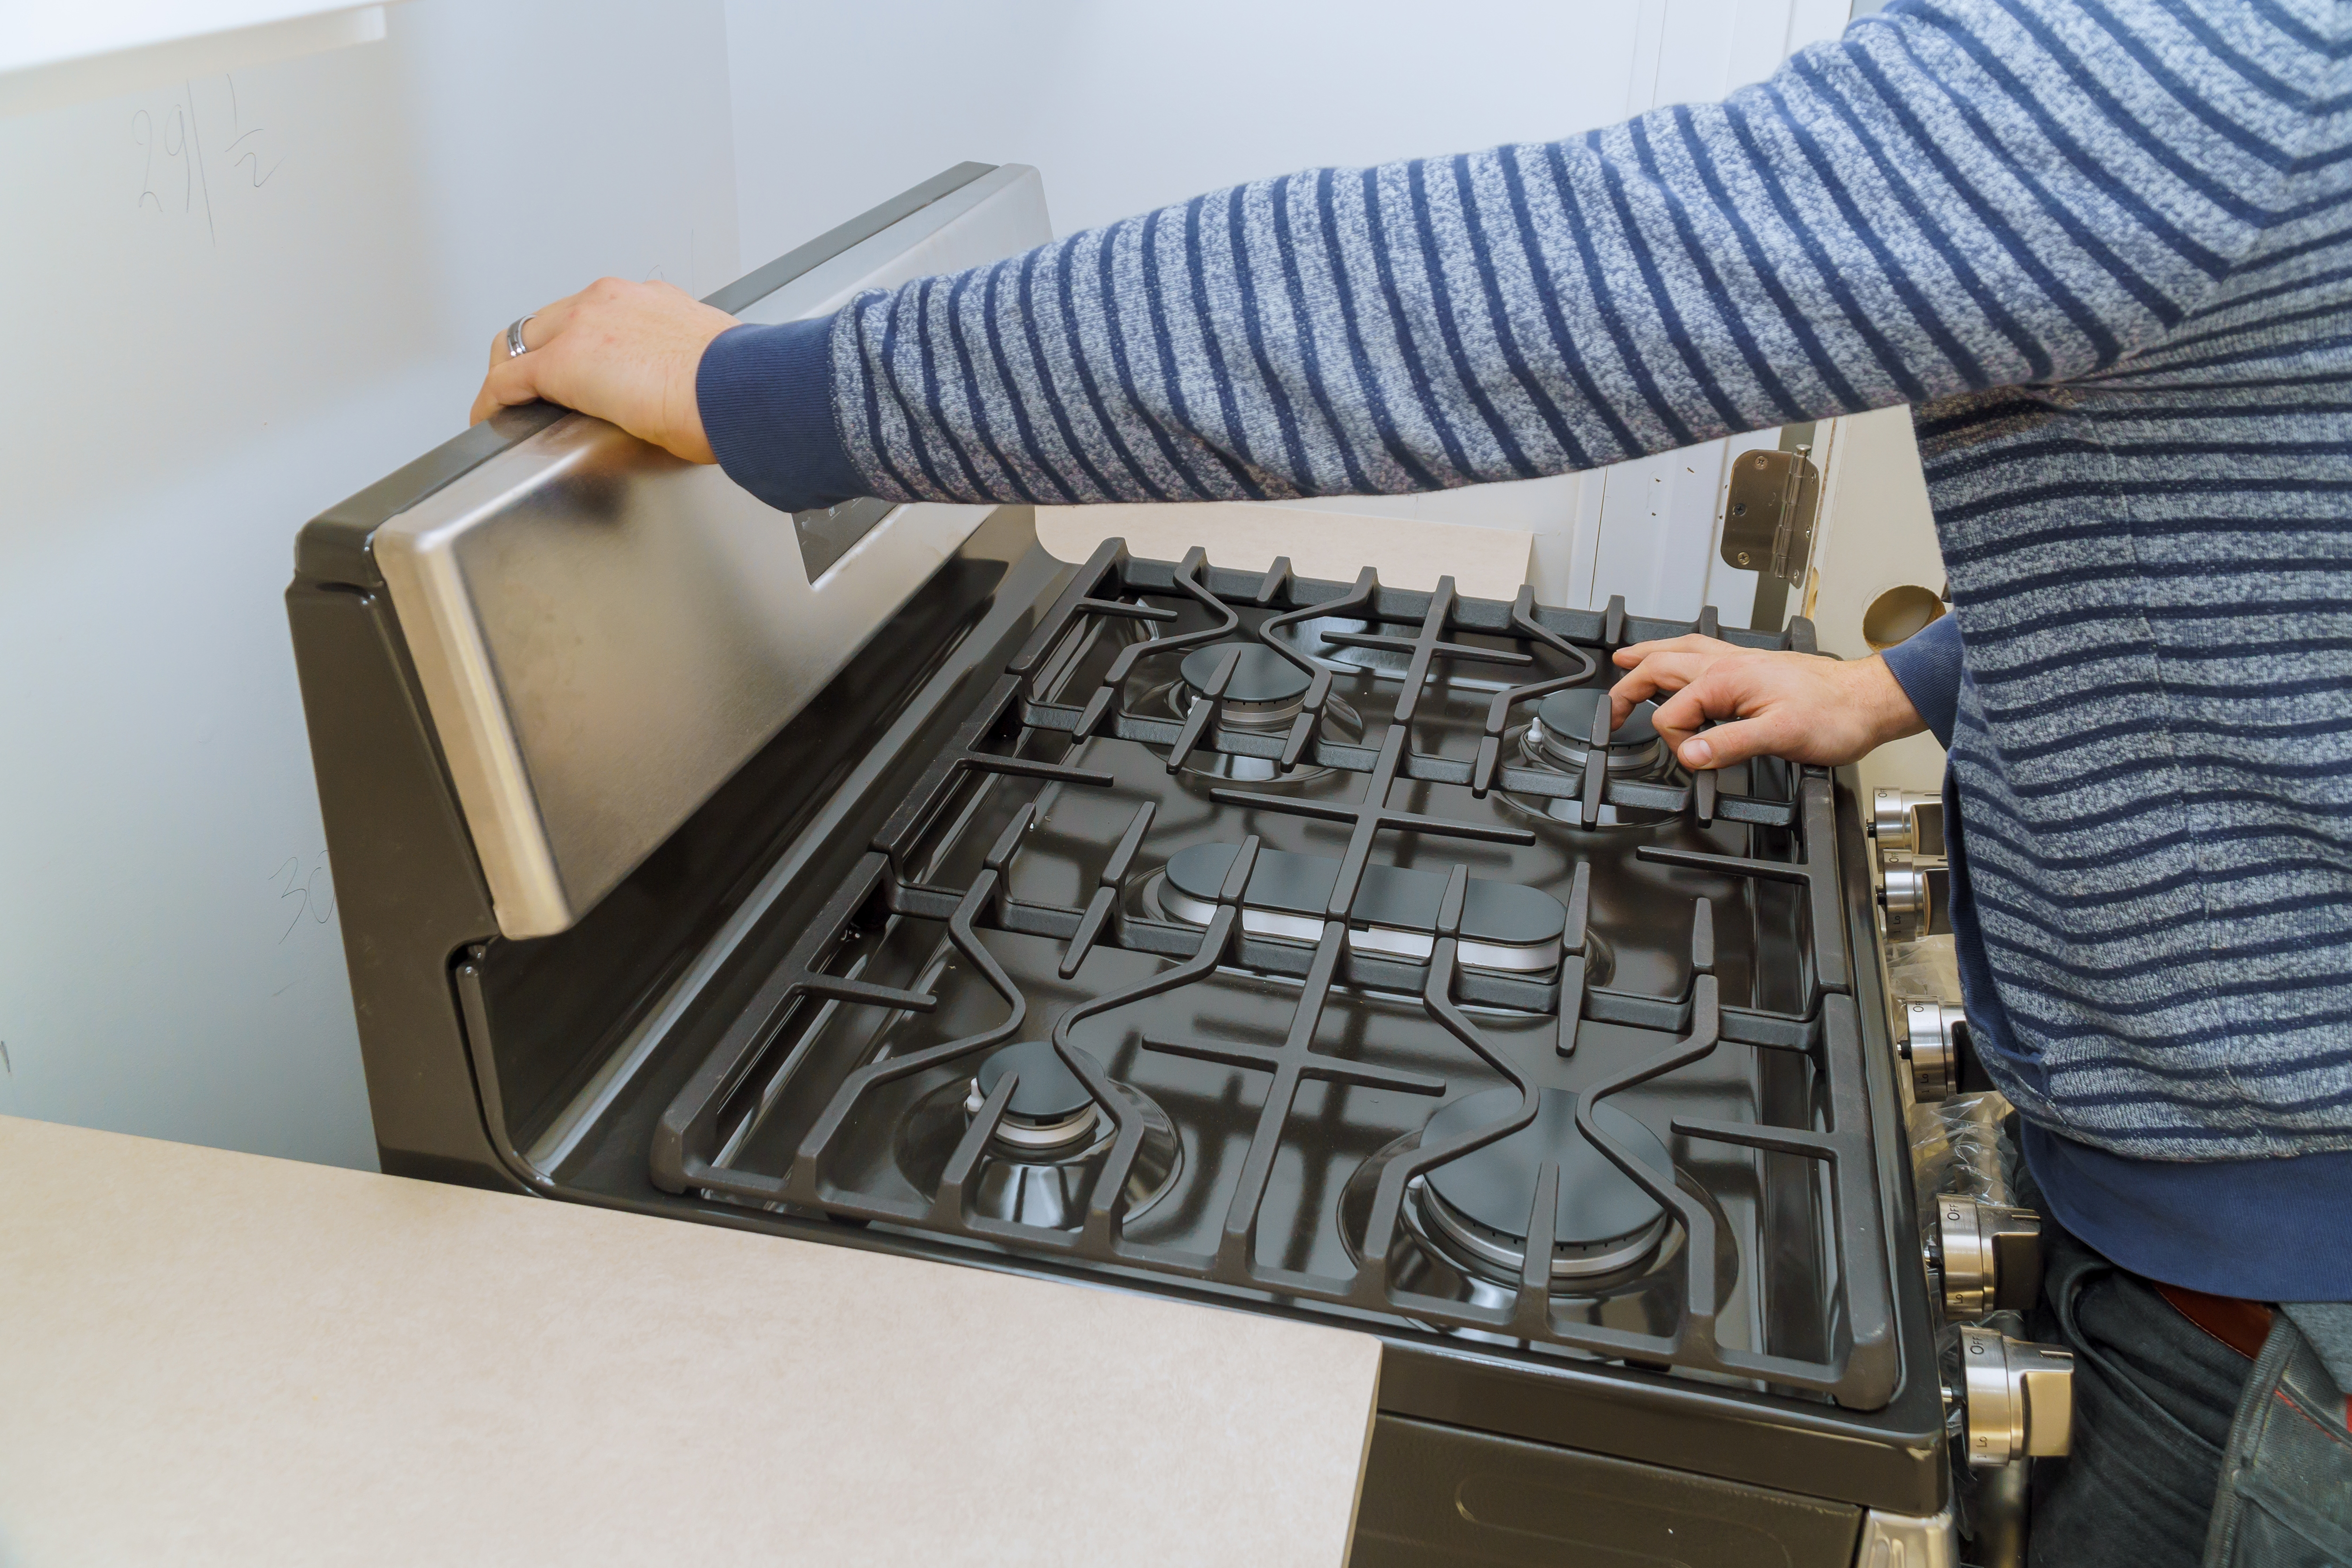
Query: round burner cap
1537,686,1659,748
974,1041,1099,1122
1180,643,1311,705
1422,1087,1672,1248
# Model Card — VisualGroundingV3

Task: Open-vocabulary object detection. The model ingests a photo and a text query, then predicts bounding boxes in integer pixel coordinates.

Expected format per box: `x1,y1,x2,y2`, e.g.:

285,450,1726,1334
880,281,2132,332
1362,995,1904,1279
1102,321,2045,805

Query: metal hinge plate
1720,447,1822,584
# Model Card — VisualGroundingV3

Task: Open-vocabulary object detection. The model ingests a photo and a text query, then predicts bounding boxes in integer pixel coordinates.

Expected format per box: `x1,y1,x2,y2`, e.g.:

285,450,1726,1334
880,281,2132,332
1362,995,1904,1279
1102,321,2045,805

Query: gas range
288,166,1951,1568
654,540,1897,1404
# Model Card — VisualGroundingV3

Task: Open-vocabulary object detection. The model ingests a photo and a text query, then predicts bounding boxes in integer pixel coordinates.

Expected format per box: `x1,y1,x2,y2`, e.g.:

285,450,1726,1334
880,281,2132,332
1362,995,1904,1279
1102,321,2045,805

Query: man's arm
1605,612,1955,770
476,0,2271,506
1608,635,1925,769
716,0,2258,509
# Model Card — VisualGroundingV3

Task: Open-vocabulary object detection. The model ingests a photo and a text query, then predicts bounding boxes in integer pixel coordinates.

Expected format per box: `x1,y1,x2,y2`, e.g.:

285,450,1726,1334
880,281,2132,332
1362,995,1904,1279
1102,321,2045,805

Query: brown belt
2156,1282,2276,1361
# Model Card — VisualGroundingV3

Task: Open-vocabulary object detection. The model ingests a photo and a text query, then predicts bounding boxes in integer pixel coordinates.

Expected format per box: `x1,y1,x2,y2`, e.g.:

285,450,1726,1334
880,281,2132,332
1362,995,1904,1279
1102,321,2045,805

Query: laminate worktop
0,1115,1381,1567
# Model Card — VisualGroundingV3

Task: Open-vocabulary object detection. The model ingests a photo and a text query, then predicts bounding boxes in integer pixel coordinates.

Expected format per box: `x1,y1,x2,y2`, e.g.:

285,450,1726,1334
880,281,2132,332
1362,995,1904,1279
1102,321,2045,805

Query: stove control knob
1870,789,1945,855
1894,997,1966,1101
1930,1194,2042,1317
1878,852,1951,942
1956,1325,2074,1467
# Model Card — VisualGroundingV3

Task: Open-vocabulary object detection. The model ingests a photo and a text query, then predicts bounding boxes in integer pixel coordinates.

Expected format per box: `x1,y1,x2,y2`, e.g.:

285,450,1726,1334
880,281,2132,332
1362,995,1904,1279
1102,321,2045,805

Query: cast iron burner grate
650,541,1896,1410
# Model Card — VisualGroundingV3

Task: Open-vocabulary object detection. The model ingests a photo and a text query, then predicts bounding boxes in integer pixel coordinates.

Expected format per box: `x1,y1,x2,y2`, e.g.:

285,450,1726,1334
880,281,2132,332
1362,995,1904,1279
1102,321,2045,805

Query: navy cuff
696,314,871,515
1879,611,1963,747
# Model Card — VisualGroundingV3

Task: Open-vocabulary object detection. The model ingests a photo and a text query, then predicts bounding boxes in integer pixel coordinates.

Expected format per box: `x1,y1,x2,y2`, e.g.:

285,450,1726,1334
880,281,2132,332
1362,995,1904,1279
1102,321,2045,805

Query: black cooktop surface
648,540,1907,1417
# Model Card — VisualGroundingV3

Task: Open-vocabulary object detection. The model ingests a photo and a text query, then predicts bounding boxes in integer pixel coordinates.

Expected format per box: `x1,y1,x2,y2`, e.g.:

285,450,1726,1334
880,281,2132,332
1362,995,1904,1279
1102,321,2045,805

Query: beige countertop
0,1115,1381,1568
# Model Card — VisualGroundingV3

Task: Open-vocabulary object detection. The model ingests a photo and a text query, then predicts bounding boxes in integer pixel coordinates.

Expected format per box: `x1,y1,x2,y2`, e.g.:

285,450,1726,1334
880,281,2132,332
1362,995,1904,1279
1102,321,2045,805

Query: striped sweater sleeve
700,0,2280,514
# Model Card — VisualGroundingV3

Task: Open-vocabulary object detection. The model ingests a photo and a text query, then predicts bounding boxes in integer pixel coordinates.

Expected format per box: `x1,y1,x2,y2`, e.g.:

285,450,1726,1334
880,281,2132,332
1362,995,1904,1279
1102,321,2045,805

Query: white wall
723,0,1848,618
0,0,739,1167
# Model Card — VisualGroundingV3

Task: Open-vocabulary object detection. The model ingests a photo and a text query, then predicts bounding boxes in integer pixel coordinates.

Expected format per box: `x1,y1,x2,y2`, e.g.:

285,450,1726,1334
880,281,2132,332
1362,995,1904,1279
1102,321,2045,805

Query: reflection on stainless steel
372,164,1052,938
1853,1507,1959,1567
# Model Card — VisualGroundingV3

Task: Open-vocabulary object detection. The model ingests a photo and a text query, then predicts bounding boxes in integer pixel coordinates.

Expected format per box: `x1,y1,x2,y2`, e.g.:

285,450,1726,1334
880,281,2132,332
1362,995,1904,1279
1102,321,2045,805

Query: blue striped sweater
697,0,2352,1296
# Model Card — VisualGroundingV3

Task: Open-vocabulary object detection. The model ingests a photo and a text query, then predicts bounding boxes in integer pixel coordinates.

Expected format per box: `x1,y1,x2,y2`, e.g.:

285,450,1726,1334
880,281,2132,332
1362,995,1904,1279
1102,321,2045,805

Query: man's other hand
1609,635,1925,770
468,278,737,464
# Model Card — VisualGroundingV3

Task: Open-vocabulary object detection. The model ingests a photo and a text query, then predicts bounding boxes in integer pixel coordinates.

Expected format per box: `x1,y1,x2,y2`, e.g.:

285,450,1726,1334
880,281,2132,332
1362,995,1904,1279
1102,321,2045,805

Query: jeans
2205,1307,2352,1566
2016,1168,2352,1568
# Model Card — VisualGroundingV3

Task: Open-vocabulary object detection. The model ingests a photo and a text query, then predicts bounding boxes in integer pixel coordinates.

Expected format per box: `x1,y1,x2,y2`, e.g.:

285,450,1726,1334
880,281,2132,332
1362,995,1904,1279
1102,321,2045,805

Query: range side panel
1376,1347,1945,1515
286,577,513,1188
1352,1415,1862,1567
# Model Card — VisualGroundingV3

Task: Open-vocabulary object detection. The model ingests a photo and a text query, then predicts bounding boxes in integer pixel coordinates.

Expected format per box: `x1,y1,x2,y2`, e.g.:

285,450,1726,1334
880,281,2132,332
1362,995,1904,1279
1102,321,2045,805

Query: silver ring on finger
505,315,537,359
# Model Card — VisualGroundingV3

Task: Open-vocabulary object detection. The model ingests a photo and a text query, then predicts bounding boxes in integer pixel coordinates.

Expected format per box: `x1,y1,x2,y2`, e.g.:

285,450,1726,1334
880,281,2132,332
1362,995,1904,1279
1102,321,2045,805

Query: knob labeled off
1957,1325,2074,1467
1895,997,1967,1101
1931,1194,2043,1317
1870,788,1945,855
1878,851,1951,941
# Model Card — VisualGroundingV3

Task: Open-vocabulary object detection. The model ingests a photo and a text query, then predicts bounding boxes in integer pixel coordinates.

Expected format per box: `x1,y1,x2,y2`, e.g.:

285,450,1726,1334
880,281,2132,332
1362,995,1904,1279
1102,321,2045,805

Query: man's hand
1609,634,1924,770
469,278,737,464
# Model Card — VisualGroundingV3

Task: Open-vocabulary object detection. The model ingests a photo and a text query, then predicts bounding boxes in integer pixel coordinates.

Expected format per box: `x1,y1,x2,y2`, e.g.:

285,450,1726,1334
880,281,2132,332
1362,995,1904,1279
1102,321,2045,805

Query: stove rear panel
362,163,1049,942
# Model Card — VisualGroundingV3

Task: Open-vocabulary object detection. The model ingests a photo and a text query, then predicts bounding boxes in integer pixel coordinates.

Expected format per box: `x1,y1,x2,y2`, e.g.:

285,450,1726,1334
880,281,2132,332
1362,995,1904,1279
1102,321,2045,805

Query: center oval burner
1180,642,1311,717
1414,1086,1675,1283
1528,686,1668,777
1155,841,1565,975
1142,642,1362,784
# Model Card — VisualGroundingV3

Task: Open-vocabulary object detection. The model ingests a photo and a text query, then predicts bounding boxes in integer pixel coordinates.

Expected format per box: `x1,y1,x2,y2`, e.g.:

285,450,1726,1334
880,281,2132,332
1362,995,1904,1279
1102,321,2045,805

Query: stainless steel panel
1852,1507,1955,1566
372,164,1053,937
